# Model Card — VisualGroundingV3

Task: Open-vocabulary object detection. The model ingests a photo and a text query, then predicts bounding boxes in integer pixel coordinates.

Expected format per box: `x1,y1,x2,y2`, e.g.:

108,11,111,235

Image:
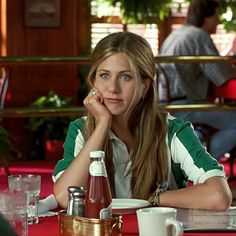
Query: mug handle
165,218,183,236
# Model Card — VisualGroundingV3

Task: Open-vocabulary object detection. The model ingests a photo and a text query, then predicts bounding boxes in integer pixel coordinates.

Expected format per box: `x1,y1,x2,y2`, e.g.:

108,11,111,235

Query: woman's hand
83,88,112,125
54,88,113,208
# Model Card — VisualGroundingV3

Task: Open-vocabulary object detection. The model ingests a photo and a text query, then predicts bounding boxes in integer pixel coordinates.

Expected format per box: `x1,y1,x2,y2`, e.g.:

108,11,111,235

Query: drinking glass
8,174,41,224
0,189,28,236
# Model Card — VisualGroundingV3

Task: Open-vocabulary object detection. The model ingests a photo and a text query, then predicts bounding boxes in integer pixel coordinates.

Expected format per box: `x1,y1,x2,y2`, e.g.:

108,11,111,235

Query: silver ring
88,90,96,96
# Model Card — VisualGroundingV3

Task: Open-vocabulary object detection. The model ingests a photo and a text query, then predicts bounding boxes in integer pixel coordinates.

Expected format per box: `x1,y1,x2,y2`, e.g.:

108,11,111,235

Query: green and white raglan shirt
53,114,225,197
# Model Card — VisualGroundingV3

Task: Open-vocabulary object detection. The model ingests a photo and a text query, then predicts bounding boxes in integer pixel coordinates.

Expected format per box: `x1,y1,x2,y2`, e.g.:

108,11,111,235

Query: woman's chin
108,108,126,116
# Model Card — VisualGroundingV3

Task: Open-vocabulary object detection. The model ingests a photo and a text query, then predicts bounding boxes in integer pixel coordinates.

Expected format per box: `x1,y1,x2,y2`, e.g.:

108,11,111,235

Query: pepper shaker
67,186,85,216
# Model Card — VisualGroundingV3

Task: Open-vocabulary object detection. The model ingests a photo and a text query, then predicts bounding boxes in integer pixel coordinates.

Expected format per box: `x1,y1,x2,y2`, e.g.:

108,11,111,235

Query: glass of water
8,174,41,224
0,189,28,236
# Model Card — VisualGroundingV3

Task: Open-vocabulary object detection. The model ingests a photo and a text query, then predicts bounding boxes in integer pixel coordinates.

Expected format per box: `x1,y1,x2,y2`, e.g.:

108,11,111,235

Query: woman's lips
105,98,122,104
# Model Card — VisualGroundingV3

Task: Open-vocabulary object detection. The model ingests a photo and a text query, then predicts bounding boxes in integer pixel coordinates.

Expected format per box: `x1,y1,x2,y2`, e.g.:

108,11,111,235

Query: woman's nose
108,78,120,94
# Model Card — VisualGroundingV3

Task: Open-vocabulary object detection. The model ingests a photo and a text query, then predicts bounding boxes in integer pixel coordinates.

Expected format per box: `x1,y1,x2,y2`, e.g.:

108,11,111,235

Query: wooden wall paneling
77,0,91,55
6,64,79,107
6,0,82,108
0,0,1,48
0,0,5,55
3,0,91,161
7,0,79,56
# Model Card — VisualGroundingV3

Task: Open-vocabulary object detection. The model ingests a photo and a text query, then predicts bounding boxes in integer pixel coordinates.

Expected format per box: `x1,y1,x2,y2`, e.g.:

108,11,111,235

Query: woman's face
94,52,149,116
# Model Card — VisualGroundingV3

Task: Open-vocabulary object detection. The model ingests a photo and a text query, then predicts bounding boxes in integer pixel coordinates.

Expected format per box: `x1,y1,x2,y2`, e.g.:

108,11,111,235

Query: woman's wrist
149,191,165,206
149,184,167,206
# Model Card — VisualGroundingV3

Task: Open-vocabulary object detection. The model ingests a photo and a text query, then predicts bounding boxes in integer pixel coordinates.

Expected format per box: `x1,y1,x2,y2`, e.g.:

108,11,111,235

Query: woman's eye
120,74,132,81
100,73,109,80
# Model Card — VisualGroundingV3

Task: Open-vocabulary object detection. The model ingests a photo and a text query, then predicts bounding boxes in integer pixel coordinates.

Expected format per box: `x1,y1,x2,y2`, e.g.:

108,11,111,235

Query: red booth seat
213,79,236,99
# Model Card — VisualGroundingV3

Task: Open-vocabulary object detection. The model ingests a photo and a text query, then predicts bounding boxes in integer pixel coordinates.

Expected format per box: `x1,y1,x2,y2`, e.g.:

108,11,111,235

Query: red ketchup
85,150,112,219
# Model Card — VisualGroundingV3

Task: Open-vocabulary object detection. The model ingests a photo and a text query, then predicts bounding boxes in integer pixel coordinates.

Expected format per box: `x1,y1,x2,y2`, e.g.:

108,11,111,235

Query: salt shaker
67,186,85,216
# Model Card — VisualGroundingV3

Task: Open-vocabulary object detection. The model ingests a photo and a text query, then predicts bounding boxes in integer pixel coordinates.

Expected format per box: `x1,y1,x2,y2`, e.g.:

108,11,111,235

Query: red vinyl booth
213,79,236,100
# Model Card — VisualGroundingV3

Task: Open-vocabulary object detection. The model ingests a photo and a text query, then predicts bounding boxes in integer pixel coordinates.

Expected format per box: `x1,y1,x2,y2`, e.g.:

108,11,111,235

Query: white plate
112,198,150,215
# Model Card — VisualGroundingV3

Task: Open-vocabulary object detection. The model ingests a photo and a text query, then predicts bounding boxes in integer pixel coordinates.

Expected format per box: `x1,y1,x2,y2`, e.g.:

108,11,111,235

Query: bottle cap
89,151,105,158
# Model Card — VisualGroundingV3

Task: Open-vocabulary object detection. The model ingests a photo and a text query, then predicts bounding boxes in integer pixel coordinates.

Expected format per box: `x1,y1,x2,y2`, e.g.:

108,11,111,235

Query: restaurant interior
0,0,236,235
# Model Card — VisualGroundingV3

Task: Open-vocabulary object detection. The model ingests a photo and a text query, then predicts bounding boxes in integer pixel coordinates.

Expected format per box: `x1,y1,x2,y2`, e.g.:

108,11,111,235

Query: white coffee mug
136,207,183,236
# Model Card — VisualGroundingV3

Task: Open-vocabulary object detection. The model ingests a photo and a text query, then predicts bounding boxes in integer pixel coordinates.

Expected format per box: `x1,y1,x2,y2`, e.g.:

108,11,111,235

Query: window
212,25,235,55
91,1,159,55
91,23,123,50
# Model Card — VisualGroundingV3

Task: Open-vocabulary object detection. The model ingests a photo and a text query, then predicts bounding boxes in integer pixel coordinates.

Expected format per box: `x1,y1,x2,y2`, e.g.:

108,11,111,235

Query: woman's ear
142,79,152,98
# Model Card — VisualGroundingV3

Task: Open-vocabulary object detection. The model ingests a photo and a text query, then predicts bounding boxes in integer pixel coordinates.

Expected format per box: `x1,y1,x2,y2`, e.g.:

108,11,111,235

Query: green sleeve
53,118,85,179
167,116,224,188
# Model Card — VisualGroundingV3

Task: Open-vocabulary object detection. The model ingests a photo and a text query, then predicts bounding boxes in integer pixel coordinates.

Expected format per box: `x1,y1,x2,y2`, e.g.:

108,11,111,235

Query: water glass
8,174,41,224
0,189,28,236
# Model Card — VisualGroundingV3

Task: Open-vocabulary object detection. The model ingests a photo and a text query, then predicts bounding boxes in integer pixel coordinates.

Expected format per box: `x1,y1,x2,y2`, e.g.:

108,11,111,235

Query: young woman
53,32,232,210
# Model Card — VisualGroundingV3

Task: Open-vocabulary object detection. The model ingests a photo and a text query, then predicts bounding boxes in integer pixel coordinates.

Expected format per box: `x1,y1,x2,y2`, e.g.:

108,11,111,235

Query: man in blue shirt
158,0,236,160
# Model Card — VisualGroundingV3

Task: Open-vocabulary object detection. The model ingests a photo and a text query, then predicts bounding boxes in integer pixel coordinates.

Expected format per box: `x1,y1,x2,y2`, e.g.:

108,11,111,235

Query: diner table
5,162,235,236
3,163,236,236
29,211,236,236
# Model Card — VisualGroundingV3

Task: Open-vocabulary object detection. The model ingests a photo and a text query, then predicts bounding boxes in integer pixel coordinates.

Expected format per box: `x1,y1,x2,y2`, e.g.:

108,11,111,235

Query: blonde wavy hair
85,32,168,200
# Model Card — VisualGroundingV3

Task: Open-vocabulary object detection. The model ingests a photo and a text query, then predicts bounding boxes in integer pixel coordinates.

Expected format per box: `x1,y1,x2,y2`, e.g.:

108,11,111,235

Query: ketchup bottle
85,151,112,219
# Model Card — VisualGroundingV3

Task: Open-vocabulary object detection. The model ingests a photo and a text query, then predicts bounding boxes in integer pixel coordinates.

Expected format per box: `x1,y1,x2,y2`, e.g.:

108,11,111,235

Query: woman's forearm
53,121,110,208
159,177,232,210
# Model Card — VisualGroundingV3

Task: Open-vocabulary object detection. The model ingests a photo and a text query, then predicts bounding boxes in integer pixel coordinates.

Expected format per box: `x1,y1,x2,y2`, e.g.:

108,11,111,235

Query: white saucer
112,198,150,215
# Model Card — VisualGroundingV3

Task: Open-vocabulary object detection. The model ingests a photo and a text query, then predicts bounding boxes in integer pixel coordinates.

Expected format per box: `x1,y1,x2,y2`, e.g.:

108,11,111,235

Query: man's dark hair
186,0,219,27
0,214,18,236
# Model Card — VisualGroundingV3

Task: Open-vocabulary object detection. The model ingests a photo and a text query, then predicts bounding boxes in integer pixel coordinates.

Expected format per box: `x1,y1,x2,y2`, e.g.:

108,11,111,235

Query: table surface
2,157,236,235
2,164,236,236
29,212,236,236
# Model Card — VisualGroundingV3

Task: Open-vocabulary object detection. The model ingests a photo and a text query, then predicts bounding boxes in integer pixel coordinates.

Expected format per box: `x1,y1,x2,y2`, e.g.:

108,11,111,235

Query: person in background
53,31,232,211
158,0,236,160
0,214,18,236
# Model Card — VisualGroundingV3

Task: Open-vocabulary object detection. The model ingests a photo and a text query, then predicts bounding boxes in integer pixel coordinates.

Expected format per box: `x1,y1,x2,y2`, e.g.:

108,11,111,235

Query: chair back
155,64,171,104
0,67,9,109
212,78,236,101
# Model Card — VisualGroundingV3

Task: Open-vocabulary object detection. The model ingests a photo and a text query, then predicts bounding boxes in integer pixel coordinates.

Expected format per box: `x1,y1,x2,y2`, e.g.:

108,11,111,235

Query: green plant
220,0,236,32
26,90,73,160
96,0,172,23
27,91,72,139
94,0,236,31
0,125,19,175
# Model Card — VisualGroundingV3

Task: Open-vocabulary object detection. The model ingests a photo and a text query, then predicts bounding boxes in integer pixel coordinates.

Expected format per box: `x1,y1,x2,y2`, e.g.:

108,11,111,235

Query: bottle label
99,203,112,219
89,161,107,177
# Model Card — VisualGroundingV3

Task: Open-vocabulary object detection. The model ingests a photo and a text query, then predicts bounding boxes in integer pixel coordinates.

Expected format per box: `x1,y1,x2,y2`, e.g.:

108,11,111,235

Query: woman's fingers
87,89,97,97
83,88,109,119
84,88,103,103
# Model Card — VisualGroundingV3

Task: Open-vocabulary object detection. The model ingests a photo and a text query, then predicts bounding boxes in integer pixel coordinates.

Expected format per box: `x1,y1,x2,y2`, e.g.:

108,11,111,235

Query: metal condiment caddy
59,181,122,235
59,210,122,236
